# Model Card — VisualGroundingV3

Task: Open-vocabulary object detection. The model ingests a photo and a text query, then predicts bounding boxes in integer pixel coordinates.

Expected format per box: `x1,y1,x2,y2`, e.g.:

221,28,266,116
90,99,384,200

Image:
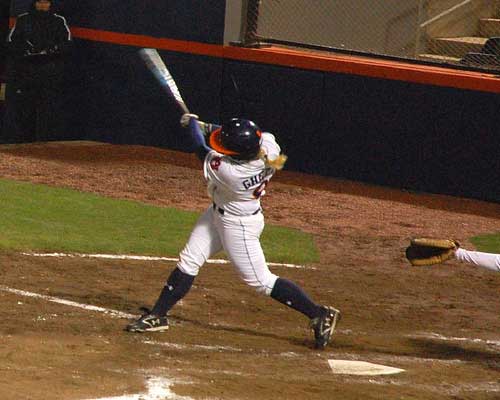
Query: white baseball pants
177,205,279,295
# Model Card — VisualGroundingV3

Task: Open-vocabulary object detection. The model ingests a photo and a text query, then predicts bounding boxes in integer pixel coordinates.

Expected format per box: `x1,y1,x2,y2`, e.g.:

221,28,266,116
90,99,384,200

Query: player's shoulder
205,150,260,174
261,132,279,146
205,150,223,168
206,151,239,169
261,131,276,140
260,131,281,159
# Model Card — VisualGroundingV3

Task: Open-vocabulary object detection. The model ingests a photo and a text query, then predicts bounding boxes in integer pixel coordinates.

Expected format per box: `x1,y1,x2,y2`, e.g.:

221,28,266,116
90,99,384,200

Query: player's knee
246,273,279,296
177,262,200,276
254,285,272,296
177,248,203,276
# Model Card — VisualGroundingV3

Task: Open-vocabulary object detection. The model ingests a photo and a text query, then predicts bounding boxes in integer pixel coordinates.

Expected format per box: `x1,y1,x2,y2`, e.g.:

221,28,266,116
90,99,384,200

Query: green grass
0,178,319,264
470,233,500,253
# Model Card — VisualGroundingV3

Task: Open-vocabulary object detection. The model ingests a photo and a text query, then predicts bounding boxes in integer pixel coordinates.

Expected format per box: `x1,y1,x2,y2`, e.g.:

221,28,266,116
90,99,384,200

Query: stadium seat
481,37,500,55
460,52,500,68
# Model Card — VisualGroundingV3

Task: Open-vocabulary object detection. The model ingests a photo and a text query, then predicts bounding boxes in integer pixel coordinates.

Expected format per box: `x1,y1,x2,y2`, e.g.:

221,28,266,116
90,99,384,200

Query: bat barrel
139,48,190,114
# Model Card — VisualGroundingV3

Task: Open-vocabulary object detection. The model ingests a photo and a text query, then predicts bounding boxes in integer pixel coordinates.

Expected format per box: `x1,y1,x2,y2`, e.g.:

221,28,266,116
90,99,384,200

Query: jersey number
210,157,222,171
253,180,269,199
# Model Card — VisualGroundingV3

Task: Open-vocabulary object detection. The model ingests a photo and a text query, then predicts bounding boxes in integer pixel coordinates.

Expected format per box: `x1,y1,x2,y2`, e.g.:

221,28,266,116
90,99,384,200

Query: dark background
3,0,500,202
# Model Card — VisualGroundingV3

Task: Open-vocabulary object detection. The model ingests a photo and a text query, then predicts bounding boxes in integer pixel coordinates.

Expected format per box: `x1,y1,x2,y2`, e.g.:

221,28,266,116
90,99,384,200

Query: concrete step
429,36,487,58
418,53,461,64
479,18,500,37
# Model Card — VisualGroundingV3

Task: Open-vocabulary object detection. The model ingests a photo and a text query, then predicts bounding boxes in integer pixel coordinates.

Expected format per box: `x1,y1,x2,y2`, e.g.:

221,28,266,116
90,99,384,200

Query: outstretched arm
186,115,212,161
455,248,500,272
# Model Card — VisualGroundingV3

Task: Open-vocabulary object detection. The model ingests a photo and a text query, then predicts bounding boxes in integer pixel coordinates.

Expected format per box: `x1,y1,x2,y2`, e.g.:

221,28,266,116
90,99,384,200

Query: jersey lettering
242,171,265,190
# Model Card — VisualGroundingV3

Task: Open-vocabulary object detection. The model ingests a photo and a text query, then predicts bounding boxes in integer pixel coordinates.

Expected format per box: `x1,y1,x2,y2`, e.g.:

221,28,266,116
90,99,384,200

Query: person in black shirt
3,0,71,143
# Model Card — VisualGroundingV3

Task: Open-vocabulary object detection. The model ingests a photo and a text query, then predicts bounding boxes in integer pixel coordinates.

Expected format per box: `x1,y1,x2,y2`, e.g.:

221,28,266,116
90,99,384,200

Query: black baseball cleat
310,306,341,349
126,312,169,333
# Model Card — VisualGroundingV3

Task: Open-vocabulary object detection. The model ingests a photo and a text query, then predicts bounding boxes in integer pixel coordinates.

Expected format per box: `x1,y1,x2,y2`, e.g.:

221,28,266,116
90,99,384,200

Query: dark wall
65,40,500,202
1,0,9,74
0,0,10,127
7,0,500,203
60,0,225,44
221,63,500,203
220,60,325,174
319,75,499,201
11,1,225,43
65,39,223,150
6,0,226,146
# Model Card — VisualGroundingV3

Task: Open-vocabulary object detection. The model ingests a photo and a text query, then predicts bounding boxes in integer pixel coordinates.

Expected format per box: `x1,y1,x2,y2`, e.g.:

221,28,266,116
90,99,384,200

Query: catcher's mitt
405,238,460,266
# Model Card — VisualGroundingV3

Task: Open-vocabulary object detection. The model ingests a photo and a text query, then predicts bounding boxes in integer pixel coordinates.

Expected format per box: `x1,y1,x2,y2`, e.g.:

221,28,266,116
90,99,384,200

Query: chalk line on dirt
3,285,499,395
0,285,138,319
84,376,193,400
408,332,500,348
143,339,243,353
21,251,315,270
3,283,498,356
354,377,500,396
3,284,499,390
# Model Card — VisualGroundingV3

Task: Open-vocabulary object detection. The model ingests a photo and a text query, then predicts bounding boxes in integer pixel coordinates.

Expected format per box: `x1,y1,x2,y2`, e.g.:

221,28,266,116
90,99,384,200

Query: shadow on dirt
407,338,500,370
170,314,313,348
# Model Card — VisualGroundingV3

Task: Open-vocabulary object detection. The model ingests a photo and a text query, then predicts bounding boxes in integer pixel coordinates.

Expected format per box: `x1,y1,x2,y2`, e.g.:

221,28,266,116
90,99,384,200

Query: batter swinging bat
139,48,190,114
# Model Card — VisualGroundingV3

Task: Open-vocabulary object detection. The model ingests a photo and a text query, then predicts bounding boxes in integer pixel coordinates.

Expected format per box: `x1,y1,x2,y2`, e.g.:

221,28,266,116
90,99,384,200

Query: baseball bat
139,48,190,114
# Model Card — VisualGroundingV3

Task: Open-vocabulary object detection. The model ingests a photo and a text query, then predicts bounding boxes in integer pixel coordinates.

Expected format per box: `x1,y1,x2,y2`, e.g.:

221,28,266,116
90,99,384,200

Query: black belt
213,203,260,216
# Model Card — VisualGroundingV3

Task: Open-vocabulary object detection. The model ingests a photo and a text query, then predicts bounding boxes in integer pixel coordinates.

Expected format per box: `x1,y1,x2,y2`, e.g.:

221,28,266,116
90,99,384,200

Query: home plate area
328,360,404,376
2,251,500,400
85,363,404,400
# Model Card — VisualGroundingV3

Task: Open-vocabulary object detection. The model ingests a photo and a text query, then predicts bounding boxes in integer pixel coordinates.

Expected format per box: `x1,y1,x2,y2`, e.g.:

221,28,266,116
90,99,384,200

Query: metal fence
238,0,500,72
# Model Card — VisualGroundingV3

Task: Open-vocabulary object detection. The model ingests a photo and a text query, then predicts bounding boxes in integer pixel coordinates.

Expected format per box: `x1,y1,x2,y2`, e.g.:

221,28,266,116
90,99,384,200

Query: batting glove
180,113,199,128
198,121,214,136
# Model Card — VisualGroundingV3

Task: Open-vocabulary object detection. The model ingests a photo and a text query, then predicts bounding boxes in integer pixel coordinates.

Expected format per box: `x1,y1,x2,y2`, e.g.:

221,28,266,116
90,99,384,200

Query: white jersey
203,132,281,216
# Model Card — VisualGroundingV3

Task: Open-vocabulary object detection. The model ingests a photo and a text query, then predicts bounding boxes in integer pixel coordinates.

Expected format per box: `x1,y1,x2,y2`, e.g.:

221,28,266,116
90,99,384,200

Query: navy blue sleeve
188,117,211,161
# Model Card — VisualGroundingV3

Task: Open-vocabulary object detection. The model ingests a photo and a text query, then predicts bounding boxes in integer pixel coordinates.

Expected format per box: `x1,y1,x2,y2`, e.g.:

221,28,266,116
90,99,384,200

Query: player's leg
216,213,318,312
126,206,223,332
151,206,223,316
215,213,340,348
3,75,36,143
455,248,500,272
270,278,341,349
216,213,277,294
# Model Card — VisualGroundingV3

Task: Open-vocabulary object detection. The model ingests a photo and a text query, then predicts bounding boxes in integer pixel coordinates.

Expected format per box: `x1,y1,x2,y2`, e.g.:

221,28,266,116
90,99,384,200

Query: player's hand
198,121,213,136
180,113,199,128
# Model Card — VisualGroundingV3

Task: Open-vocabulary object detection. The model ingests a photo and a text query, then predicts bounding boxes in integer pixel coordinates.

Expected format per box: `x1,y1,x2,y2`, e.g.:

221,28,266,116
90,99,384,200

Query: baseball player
406,238,500,272
126,114,341,349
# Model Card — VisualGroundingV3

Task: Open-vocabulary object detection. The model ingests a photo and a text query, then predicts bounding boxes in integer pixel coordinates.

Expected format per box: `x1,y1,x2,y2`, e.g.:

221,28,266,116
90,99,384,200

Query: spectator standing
3,0,71,143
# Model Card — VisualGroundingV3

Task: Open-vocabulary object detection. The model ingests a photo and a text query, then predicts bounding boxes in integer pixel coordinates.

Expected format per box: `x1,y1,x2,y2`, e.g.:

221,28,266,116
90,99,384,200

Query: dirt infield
1,141,499,400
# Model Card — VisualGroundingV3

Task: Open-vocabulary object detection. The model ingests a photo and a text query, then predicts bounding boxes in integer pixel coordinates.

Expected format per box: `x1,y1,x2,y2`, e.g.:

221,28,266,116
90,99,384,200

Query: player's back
204,152,274,216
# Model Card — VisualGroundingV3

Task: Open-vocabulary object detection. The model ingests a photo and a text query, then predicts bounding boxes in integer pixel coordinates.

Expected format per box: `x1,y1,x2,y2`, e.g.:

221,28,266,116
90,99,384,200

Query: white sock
455,248,500,272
